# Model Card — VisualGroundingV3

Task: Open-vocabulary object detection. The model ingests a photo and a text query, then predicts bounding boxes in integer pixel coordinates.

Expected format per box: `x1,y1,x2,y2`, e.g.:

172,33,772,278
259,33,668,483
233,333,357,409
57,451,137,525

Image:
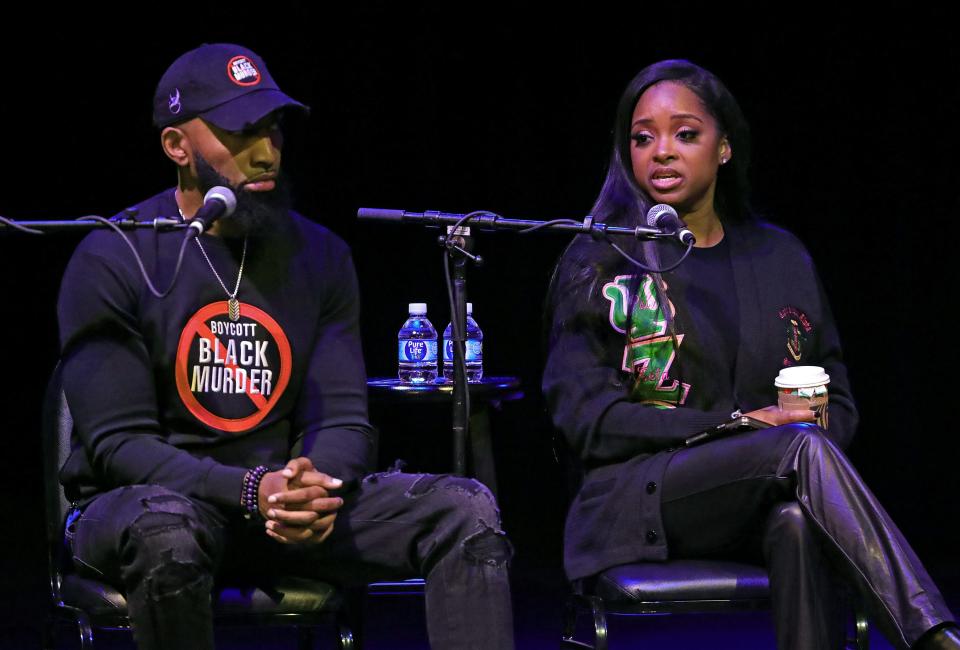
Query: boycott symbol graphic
227,55,261,86
175,302,291,432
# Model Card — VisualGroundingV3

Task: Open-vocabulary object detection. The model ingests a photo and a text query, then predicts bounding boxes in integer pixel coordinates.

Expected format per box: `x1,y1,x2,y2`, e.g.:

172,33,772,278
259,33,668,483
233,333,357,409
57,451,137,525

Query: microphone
188,186,237,236
646,204,695,245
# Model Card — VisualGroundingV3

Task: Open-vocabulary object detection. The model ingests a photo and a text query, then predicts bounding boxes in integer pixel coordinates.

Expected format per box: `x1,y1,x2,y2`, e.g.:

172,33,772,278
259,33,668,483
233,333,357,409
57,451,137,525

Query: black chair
553,438,869,650
562,559,869,649
41,366,357,649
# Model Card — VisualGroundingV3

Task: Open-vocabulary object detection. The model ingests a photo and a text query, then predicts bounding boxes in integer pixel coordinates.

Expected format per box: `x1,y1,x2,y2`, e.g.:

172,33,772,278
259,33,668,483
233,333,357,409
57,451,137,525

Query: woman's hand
744,405,815,427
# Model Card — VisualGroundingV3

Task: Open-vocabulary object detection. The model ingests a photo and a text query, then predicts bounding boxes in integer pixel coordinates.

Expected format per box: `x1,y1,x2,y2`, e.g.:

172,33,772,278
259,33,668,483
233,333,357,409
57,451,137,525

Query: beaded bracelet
241,465,270,520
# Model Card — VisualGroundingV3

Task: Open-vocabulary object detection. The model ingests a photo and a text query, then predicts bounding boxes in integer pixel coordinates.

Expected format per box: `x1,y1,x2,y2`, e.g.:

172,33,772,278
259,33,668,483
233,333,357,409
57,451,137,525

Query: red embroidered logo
777,306,813,366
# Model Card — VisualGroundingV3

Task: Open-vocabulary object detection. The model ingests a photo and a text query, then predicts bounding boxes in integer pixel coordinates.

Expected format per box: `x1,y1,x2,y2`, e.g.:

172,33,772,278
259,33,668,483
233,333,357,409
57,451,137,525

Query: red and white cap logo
227,55,262,87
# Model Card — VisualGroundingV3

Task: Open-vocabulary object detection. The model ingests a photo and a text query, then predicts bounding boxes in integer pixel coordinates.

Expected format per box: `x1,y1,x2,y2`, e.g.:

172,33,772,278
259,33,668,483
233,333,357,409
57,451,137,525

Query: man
58,43,514,650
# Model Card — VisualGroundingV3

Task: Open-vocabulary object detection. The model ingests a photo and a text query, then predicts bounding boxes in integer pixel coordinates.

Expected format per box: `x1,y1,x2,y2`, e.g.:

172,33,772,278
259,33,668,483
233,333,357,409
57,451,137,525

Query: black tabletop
366,376,523,404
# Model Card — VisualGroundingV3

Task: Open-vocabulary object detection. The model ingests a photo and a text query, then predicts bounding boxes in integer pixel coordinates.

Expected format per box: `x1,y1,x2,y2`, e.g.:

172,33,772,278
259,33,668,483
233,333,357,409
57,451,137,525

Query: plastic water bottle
443,302,483,382
398,303,438,383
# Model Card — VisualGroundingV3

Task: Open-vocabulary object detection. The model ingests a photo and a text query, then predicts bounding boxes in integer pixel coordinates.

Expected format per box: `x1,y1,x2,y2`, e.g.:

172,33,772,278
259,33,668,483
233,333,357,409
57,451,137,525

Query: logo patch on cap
168,88,182,114
227,55,261,87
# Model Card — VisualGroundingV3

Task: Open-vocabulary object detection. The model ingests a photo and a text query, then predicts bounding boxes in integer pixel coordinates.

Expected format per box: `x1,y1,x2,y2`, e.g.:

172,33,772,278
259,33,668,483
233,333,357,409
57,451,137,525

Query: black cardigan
543,218,857,580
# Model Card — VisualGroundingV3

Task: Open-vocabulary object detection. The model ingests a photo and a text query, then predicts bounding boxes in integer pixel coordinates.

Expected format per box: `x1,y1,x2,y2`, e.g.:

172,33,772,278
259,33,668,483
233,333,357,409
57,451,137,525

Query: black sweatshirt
57,188,375,509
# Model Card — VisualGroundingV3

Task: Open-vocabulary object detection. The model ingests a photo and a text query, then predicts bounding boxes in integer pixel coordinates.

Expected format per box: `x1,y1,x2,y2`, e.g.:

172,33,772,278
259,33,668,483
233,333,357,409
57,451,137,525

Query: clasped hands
257,457,344,545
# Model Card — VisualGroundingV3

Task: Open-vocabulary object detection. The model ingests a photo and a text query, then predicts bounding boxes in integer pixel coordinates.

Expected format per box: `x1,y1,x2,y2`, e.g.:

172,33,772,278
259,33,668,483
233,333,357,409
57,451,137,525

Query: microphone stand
0,214,186,234
358,207,677,477
439,225,482,477
3,211,204,305
2,186,233,236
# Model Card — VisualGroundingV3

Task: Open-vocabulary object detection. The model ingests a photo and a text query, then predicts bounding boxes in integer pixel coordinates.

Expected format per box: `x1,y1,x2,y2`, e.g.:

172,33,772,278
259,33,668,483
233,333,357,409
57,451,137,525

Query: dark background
1,6,956,644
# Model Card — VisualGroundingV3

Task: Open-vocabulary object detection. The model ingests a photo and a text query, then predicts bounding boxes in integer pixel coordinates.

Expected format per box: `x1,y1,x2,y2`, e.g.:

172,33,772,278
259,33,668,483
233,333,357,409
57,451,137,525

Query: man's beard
194,153,292,237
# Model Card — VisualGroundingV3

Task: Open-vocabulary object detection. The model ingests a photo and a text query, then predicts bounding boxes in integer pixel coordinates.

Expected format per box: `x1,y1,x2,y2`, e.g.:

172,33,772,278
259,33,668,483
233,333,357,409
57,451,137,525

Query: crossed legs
660,423,954,649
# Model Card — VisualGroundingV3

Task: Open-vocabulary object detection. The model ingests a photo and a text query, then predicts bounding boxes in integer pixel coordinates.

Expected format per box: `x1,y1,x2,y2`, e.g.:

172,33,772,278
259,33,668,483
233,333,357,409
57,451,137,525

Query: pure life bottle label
442,302,484,382
399,339,437,363
444,339,482,362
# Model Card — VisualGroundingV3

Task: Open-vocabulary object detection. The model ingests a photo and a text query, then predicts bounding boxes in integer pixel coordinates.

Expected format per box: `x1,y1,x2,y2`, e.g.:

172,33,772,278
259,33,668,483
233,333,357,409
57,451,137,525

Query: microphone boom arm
356,208,671,240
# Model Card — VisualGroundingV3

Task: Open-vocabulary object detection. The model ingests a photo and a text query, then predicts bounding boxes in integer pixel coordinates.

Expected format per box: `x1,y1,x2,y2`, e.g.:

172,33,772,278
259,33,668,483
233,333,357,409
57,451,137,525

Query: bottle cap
408,303,427,315
466,302,473,315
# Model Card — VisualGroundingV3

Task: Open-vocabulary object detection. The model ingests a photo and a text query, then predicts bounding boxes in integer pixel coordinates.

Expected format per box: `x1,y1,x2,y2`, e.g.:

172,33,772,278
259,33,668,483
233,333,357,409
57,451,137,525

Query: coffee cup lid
775,365,830,388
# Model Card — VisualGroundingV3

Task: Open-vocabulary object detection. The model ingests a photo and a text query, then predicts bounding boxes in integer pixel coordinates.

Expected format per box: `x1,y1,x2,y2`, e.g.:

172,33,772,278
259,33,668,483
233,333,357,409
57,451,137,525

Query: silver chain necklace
195,236,247,321
181,206,248,321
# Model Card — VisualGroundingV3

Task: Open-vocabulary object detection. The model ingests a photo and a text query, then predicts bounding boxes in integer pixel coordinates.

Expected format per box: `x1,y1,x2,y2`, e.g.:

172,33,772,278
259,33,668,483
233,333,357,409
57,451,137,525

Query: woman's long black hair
545,60,755,380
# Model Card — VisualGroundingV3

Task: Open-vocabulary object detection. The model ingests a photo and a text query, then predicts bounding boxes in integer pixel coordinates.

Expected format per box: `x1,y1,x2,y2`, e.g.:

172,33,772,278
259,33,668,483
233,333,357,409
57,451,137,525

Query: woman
543,59,958,649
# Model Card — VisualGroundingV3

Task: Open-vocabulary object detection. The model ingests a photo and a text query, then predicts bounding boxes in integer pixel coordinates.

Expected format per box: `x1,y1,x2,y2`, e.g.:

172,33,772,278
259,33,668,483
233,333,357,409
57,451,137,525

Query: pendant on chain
191,232,248,323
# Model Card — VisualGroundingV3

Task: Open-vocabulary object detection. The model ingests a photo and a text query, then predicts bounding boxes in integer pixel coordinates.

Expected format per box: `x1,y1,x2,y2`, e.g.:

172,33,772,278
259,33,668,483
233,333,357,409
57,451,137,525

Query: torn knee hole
462,525,513,568
444,478,492,500
130,511,194,539
144,560,210,599
139,494,195,514
131,494,197,535
405,474,446,498
364,459,408,485
406,475,493,501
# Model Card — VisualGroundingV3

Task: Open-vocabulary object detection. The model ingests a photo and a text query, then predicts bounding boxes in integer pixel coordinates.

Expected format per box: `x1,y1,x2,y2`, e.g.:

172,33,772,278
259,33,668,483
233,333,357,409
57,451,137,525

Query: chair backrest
41,363,74,594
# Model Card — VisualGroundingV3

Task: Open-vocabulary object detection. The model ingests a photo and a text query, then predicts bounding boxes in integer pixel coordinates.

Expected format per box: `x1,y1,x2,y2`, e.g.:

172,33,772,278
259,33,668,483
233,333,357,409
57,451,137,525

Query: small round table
366,376,523,494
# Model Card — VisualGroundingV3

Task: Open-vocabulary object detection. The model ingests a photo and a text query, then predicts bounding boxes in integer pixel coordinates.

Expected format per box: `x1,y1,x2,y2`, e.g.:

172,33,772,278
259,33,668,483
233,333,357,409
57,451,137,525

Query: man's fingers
301,496,343,513
269,486,338,506
266,520,315,541
281,457,315,480
268,470,343,505
312,520,336,544
268,509,319,525
309,513,337,531
264,527,292,544
267,506,340,526
267,496,342,516
290,470,343,490
264,516,336,545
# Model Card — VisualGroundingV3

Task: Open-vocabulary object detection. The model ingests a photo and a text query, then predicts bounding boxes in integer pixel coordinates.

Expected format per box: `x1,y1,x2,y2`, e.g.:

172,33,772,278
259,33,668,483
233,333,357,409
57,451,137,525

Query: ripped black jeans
67,471,514,650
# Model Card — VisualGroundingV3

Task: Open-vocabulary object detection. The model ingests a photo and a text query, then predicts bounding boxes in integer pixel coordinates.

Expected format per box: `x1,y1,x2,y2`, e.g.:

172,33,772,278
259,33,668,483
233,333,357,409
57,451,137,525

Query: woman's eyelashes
630,128,701,147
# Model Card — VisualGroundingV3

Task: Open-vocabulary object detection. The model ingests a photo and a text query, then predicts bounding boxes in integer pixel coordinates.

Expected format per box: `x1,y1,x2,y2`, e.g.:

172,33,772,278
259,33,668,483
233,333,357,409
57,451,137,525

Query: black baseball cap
153,43,308,131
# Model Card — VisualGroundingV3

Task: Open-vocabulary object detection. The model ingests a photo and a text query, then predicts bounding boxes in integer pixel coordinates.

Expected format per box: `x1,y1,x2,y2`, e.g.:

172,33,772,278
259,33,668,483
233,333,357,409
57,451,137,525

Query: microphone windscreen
203,186,237,217
645,203,679,228
357,208,407,221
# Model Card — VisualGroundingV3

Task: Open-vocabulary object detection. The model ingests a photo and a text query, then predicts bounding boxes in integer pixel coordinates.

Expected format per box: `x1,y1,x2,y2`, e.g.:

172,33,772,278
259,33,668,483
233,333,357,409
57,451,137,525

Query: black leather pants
661,423,954,650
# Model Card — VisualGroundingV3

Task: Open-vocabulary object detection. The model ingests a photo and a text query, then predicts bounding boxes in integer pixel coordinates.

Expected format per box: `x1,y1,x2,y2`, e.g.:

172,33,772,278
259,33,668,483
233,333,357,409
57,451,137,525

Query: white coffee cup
775,366,830,429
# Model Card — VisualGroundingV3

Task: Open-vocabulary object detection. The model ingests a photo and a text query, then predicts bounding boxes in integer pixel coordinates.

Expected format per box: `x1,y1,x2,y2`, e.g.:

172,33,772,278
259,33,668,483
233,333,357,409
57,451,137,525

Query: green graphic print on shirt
602,274,690,407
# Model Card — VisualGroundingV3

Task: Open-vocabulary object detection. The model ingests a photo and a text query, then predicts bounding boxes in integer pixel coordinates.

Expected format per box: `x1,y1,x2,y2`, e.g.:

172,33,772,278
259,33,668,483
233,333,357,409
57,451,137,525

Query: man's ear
160,126,191,168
